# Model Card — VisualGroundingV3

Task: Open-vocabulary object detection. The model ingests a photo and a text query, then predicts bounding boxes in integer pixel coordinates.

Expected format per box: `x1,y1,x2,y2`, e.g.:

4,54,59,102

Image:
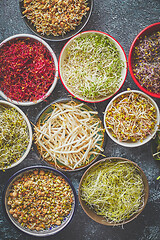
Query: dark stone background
0,0,160,239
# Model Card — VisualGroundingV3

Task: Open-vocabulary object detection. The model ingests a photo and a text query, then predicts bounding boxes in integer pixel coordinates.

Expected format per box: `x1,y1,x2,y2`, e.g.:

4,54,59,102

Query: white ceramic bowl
0,34,58,106
58,30,127,103
0,100,32,169
104,90,160,147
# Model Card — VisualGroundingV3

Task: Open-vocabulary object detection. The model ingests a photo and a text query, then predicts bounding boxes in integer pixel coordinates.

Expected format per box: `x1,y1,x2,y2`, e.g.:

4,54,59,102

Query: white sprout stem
34,101,104,169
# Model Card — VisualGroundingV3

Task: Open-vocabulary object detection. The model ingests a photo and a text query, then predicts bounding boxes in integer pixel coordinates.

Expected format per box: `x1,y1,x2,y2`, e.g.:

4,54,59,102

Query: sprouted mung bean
105,92,157,142
80,160,145,223
22,0,90,36
0,106,29,169
7,169,74,231
62,33,124,100
34,101,104,170
132,31,160,94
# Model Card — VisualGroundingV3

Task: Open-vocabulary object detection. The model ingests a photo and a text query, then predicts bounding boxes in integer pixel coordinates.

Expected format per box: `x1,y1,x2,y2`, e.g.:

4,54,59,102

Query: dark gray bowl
19,0,93,41
2,166,76,237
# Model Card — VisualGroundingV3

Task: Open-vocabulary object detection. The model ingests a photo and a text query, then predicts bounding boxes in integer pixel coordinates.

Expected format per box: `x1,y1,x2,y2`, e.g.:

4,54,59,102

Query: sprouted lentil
80,159,145,223
105,92,157,142
132,31,160,94
22,0,90,36
62,33,124,100
7,169,74,231
0,106,29,169
34,101,104,170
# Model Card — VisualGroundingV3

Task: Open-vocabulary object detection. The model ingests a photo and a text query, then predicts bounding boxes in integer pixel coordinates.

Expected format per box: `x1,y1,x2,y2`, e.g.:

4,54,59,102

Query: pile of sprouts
62,33,124,100
0,106,29,169
34,101,104,170
7,169,74,231
132,31,160,94
22,0,90,36
80,159,145,224
105,91,157,142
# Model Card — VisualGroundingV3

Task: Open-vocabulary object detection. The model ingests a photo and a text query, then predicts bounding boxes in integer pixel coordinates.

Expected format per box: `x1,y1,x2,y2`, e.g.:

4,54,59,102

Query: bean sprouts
34,101,104,170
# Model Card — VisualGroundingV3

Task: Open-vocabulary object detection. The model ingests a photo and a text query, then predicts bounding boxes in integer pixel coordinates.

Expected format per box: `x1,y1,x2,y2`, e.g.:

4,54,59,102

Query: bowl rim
0,100,32,170
2,165,76,237
19,0,94,42
0,34,58,106
128,22,160,98
58,30,128,103
78,157,149,226
33,97,106,171
103,90,160,147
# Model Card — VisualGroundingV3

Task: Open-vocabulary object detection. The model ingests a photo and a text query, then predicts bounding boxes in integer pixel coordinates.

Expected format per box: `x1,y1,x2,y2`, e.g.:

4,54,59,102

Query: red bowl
58,30,128,103
128,22,160,98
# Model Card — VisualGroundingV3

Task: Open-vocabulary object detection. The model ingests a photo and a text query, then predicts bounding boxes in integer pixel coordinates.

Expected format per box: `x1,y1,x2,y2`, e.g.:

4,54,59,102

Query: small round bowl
104,90,160,147
128,22,160,98
58,30,127,103
78,157,149,226
0,34,58,106
0,100,32,170
2,166,76,237
33,98,105,171
19,0,93,41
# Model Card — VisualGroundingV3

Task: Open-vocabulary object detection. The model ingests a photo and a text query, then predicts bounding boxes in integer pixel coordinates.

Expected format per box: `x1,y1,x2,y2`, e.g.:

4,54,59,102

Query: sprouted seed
132,31,160,94
0,37,55,102
0,106,29,169
62,33,124,100
34,101,104,170
80,159,145,223
105,92,157,142
22,0,90,36
7,169,74,231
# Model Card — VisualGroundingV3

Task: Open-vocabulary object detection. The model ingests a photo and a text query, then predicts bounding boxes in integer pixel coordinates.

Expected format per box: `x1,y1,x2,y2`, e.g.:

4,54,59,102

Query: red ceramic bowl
58,30,128,103
128,22,160,98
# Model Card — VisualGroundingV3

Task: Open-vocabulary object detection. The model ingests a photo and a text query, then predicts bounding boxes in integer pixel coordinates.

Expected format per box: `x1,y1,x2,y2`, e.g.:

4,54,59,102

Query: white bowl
0,100,32,169
58,30,128,103
0,34,58,106
104,90,160,147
